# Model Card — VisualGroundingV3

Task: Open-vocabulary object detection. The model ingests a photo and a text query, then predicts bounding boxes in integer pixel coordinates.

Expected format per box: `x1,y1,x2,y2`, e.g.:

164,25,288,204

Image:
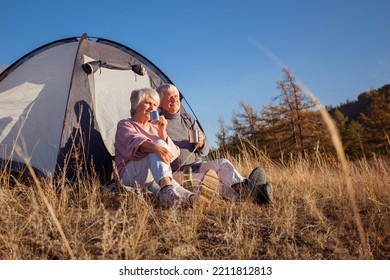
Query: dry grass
0,151,389,260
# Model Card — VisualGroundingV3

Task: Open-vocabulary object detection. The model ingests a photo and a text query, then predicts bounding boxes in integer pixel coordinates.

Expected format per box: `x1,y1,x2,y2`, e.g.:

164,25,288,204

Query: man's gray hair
130,88,160,117
156,84,179,100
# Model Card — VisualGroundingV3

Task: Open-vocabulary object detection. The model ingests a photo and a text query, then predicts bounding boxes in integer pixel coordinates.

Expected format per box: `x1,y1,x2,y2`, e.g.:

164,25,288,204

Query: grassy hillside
0,150,388,260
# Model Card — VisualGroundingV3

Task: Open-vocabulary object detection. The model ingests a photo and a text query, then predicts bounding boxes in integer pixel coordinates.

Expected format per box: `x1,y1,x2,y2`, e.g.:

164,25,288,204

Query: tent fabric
0,42,78,173
92,63,151,155
0,33,186,183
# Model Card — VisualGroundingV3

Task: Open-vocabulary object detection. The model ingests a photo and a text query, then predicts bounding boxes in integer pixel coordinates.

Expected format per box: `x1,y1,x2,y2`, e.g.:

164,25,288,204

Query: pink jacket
114,118,180,178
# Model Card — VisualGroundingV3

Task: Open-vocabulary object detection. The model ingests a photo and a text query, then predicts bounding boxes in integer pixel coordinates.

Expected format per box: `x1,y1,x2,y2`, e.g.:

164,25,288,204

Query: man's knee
214,158,234,168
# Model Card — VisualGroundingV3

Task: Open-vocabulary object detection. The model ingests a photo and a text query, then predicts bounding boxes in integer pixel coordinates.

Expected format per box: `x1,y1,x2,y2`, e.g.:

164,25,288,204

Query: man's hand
197,131,205,148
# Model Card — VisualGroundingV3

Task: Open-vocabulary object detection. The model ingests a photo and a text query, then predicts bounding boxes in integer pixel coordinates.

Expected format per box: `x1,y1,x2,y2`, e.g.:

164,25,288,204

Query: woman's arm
139,141,173,164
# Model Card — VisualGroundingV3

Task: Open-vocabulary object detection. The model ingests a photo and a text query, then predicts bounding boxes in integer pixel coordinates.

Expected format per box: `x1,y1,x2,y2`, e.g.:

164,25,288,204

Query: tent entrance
85,55,152,156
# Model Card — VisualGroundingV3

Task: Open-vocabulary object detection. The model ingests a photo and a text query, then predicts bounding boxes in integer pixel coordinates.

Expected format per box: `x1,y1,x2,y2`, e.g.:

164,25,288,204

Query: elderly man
157,84,273,204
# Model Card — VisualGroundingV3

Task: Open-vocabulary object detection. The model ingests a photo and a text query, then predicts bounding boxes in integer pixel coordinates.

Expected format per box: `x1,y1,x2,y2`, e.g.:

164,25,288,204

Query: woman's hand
139,140,173,164
154,143,173,164
153,115,168,141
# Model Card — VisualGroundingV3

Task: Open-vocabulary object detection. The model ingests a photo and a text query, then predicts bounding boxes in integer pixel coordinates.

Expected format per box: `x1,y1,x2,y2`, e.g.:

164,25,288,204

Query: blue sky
1,0,389,148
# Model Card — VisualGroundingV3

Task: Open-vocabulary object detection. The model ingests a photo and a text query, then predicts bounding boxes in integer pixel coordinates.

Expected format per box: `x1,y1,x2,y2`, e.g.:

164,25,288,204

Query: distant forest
215,67,389,160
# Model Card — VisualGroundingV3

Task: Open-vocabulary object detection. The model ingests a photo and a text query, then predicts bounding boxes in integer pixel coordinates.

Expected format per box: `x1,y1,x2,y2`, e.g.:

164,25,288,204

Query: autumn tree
268,67,319,157
215,117,229,152
345,120,364,159
333,109,364,159
214,67,388,160
231,102,263,146
359,88,390,155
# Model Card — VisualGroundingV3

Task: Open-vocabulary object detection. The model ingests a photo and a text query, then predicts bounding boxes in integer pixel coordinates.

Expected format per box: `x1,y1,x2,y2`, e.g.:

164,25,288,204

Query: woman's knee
154,139,169,148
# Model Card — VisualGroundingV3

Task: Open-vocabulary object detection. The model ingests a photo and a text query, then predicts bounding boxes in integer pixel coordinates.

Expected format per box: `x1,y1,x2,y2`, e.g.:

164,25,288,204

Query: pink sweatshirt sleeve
114,119,181,177
115,119,150,166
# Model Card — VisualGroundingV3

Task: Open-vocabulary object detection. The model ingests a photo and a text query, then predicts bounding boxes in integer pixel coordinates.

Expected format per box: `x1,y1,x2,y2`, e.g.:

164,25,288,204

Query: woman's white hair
130,88,160,117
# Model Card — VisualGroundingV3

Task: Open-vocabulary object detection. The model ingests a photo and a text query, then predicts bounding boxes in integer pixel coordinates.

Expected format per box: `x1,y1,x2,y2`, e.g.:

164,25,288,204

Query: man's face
160,89,181,114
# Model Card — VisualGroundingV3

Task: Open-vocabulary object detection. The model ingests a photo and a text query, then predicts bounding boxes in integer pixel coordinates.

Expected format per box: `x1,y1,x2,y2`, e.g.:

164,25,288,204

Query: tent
0,33,199,183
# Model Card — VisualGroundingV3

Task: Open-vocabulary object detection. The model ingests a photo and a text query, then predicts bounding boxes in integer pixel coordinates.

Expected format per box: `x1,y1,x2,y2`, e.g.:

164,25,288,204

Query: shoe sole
258,183,273,204
198,169,220,205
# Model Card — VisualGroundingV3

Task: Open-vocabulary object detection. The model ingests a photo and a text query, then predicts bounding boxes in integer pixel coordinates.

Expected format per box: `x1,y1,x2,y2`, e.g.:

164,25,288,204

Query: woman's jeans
121,139,193,207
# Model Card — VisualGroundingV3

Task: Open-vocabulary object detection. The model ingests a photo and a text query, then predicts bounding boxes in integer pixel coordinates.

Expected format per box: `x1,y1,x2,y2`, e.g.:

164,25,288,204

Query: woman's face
134,95,158,121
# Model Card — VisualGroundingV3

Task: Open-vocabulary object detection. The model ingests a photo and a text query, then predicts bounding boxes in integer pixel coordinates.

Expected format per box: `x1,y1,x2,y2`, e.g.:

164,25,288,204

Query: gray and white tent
0,33,200,183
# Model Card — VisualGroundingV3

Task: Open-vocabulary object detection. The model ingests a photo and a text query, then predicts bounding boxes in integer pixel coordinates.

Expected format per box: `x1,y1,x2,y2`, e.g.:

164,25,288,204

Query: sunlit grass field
0,147,388,260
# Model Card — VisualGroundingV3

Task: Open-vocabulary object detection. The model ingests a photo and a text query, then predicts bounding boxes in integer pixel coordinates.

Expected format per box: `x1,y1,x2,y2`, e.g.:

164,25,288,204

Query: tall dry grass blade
252,38,372,257
14,143,75,260
304,88,371,259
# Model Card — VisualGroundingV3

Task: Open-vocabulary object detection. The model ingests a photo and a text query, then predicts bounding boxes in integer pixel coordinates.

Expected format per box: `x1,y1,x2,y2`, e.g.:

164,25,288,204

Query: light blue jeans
121,139,193,207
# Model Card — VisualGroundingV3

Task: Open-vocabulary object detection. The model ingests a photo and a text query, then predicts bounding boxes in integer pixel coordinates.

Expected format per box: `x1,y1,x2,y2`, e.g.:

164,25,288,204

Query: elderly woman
114,88,194,207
